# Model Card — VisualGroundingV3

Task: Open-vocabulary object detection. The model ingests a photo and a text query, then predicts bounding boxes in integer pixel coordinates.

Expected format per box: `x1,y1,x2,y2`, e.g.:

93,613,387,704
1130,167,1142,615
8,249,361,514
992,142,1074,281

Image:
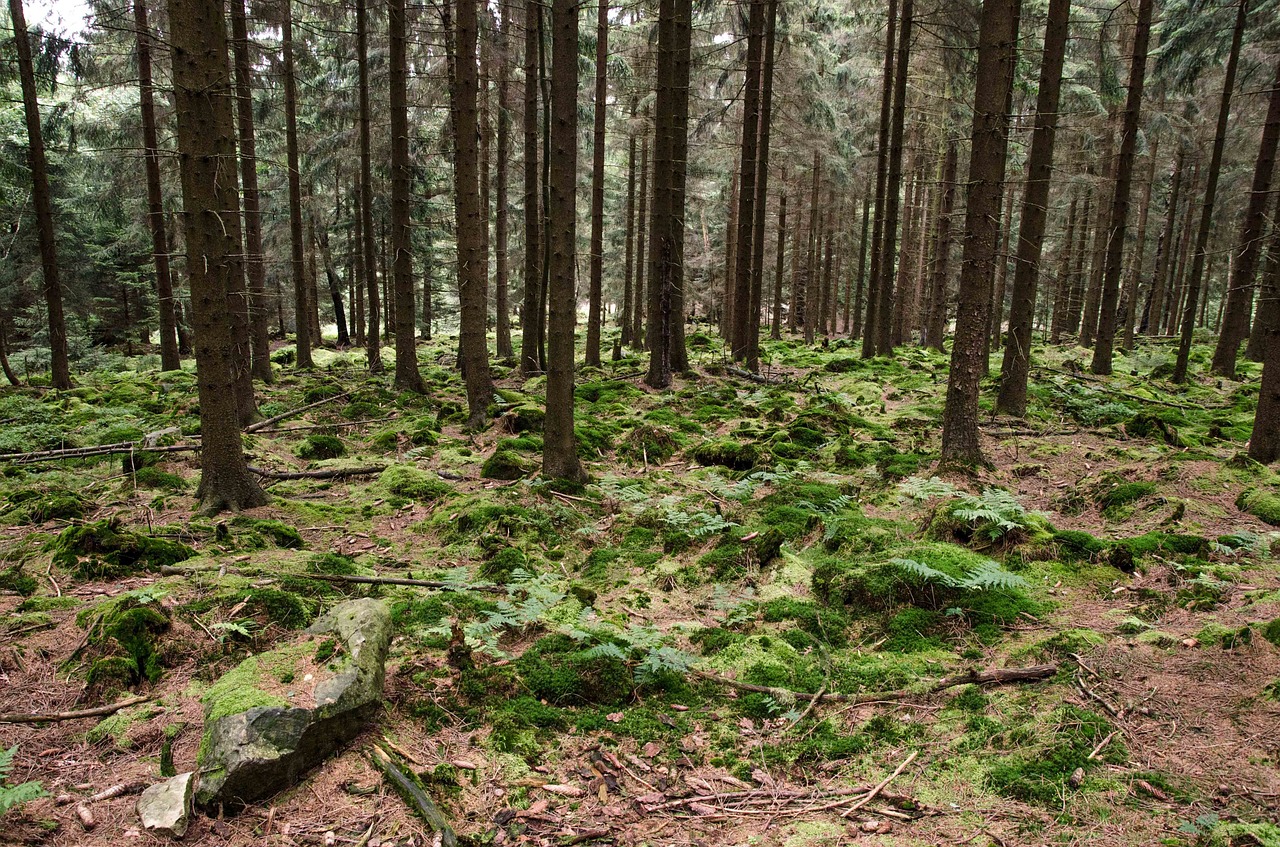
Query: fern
891,557,961,588
958,559,1029,592
898,476,961,501
0,747,46,818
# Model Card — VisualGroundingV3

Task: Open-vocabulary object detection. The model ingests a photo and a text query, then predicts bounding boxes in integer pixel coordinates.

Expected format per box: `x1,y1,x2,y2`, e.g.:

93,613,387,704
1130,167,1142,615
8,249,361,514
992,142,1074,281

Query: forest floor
3,331,1280,847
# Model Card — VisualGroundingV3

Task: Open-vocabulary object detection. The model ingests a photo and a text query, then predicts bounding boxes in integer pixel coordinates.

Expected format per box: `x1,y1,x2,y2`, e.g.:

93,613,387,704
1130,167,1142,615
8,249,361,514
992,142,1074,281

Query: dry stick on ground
268,415,399,433
1029,367,1201,410
367,746,457,847
0,695,153,724
841,750,919,818
0,441,201,465
244,390,353,433
247,464,386,480
694,663,1058,704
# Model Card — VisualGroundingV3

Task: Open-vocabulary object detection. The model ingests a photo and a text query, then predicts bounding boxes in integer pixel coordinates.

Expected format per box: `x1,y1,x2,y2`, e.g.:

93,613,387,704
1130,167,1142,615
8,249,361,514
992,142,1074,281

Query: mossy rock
379,465,452,501
481,449,533,480
1237,488,1280,527
620,425,680,464
196,599,392,809
296,435,346,460
1094,479,1158,519
500,404,546,433
691,439,759,471
0,566,38,596
230,517,305,550
6,487,87,524
515,633,633,706
82,597,172,688
51,518,195,579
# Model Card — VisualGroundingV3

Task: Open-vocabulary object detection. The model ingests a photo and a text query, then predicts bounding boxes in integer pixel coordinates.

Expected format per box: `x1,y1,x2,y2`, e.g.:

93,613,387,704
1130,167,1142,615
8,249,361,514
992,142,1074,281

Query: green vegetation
50,517,194,578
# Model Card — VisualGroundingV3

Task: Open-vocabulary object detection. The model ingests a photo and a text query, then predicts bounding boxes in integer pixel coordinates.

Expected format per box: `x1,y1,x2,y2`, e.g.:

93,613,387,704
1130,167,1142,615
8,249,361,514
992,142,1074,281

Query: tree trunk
722,167,738,336
282,0,312,369
644,0,692,388
633,130,649,348
854,192,871,341
9,0,71,389
584,0,609,367
135,0,182,373
940,0,1020,465
318,228,350,346
1213,58,1280,376
389,0,424,391
520,0,541,374
1247,196,1280,361
730,0,766,359
306,216,322,345
862,0,899,358
0,319,19,386
924,139,957,350
996,0,1070,410
771,182,788,341
621,97,637,347
495,0,514,360
804,153,821,345
544,0,585,480
167,0,267,513
1121,139,1158,351
874,0,913,355
1175,0,1249,383
1091,0,1153,374
357,0,382,373
745,0,779,370
1147,150,1184,335
452,0,495,425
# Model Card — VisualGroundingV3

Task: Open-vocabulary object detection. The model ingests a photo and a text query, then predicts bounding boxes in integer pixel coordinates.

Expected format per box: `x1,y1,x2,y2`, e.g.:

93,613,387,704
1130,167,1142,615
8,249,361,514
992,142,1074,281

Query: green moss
132,467,188,491
232,588,316,629
581,547,620,583
1237,488,1280,526
0,566,38,596
1261,618,1280,648
691,439,759,470
6,487,86,524
760,598,849,647
230,517,304,550
1095,480,1157,518
882,607,944,652
515,634,633,706
200,654,291,730
481,450,532,481
488,696,565,757
690,626,746,655
296,434,346,460
1127,412,1182,446
619,425,680,464
307,553,358,576
984,705,1124,806
17,596,78,612
1115,531,1209,561
480,547,529,581
51,518,195,579
380,465,453,501
1051,530,1108,561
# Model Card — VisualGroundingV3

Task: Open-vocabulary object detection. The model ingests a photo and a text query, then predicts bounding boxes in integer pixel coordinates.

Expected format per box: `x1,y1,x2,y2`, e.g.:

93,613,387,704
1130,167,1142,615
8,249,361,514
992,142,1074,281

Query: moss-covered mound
482,449,533,480
5,487,87,524
691,439,759,470
296,435,346,460
51,518,195,579
1237,488,1280,526
515,633,633,706
380,465,452,501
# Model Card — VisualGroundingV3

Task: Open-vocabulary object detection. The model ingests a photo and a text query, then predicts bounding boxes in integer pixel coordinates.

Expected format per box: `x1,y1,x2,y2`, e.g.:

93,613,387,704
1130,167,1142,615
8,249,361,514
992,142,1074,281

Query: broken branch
0,695,152,724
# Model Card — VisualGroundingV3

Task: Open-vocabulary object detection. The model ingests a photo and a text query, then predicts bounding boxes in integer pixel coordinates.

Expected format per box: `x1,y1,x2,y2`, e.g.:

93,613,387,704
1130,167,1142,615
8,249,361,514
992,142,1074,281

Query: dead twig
367,746,457,847
0,694,152,724
245,391,352,433
841,750,919,818
247,465,386,480
694,663,1058,704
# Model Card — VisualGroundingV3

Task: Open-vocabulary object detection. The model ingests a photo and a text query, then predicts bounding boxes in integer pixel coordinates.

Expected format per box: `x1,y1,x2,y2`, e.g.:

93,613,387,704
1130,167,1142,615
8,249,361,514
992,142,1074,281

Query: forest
4,0,1280,842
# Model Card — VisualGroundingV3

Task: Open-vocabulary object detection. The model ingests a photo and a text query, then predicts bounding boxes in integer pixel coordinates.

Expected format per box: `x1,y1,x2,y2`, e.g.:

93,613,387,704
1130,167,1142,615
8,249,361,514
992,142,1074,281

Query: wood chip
541,784,584,797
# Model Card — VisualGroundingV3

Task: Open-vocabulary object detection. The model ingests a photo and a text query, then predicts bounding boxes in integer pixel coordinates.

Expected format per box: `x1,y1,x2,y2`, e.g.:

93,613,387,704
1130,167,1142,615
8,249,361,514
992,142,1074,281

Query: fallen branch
1030,367,1201,410
841,750,918,818
86,782,148,803
301,572,507,595
368,746,457,847
694,663,1058,704
247,464,386,480
0,694,152,724
0,441,200,465
245,391,352,433
269,415,399,433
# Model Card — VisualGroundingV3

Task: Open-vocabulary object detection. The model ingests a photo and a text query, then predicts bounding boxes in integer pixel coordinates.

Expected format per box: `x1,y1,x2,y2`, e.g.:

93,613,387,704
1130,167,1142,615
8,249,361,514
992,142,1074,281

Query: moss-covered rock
195,599,393,809
1237,488,1280,526
296,435,346,460
691,439,759,470
51,518,195,579
230,517,304,550
379,465,452,501
481,449,533,480
5,487,87,524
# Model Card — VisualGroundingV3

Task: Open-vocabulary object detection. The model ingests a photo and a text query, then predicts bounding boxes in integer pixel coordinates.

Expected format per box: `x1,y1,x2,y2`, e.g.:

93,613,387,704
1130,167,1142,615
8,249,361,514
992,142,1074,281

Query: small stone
137,772,195,838
1069,767,1085,788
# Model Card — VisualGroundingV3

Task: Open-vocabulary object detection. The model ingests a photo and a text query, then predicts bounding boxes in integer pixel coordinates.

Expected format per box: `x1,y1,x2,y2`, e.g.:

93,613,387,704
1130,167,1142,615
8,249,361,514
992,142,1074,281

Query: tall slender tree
452,0,495,425
9,0,71,389
389,0,424,391
1174,0,1249,383
862,0,899,358
940,0,1021,465
1091,0,1154,375
585,0,609,367
357,0,382,373
134,0,182,373
543,0,585,481
520,0,542,376
282,0,312,369
729,0,766,359
874,0,913,355
495,0,514,360
166,0,267,513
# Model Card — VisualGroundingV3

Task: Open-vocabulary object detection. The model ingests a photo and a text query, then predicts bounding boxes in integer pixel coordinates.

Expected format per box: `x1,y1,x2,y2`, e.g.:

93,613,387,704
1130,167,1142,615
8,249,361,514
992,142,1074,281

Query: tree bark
167,0,267,513
854,192,871,340
1212,57,1280,377
1146,150,1184,335
861,0,899,358
452,0,495,425
585,0,609,367
495,0,514,360
544,0,585,481
996,0,1070,411
1175,0,1249,383
9,0,71,389
730,0,766,359
356,0,383,373
281,0,312,371
134,0,182,373
389,0,424,391
940,0,1020,465
874,0,913,355
621,97,637,347
1121,139,1158,351
1090,0,1153,375
520,0,541,375
633,130,649,348
745,0,779,370
924,139,957,350
771,182,788,341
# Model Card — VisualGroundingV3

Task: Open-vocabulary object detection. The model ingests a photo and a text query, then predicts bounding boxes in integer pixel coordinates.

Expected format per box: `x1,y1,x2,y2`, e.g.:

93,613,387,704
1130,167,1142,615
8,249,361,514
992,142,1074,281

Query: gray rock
137,772,195,838
194,599,392,810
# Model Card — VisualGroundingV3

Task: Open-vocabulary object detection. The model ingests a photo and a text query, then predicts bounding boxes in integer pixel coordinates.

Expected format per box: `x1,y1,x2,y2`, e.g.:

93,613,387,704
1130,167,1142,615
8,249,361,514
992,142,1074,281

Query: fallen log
0,694,153,724
368,746,457,847
0,441,200,465
300,572,507,595
245,390,352,433
694,662,1058,704
247,464,385,480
